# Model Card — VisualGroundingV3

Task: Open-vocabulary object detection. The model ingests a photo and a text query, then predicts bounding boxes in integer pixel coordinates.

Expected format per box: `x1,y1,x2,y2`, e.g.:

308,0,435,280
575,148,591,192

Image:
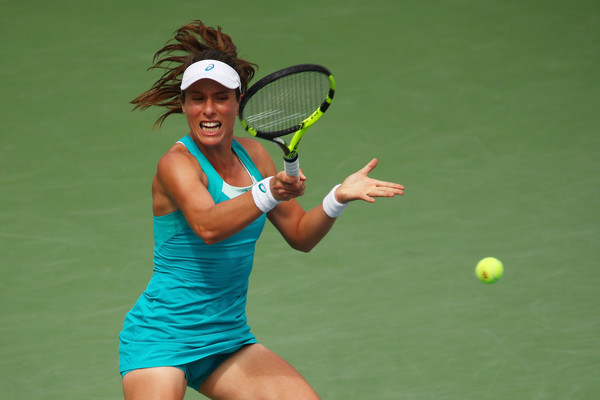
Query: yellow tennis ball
475,257,504,284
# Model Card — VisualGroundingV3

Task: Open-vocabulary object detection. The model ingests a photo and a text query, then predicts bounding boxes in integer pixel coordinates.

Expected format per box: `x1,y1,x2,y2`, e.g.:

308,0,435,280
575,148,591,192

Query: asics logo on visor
205,64,215,71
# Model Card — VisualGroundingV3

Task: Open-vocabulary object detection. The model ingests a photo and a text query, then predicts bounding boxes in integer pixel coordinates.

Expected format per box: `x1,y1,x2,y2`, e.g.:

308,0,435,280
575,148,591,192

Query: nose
202,98,217,117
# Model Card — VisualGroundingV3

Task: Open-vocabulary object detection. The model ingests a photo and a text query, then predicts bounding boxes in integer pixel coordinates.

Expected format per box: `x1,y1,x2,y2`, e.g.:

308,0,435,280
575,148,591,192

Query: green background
1,0,598,398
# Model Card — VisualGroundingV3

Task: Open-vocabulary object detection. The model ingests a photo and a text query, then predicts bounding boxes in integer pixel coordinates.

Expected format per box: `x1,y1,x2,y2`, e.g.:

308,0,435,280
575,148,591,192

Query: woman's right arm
152,147,264,244
152,143,306,245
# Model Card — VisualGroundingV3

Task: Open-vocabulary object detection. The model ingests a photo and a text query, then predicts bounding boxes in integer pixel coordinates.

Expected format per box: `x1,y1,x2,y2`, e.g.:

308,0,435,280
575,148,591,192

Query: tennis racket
239,64,335,177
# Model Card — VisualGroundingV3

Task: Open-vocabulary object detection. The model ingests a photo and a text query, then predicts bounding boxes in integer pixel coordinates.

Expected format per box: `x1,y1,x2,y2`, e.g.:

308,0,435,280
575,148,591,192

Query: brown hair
131,20,257,127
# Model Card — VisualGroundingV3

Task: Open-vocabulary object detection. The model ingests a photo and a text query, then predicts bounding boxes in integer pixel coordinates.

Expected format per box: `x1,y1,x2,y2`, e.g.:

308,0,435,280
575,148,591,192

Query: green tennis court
1,1,598,398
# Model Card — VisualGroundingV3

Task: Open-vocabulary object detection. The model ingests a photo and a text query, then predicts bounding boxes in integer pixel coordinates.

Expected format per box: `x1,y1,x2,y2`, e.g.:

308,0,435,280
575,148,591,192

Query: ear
236,93,243,116
180,92,186,114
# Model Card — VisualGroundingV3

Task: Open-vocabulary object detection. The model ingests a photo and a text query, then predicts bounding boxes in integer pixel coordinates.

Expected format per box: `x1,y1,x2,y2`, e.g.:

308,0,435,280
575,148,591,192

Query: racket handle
284,156,300,177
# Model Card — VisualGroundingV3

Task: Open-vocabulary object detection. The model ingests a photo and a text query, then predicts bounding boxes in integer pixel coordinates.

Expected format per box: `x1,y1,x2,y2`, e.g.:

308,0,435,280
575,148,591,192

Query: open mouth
200,121,221,133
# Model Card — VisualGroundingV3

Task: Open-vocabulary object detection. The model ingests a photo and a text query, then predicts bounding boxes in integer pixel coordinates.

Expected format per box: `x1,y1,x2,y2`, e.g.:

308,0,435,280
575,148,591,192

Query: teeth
201,122,221,129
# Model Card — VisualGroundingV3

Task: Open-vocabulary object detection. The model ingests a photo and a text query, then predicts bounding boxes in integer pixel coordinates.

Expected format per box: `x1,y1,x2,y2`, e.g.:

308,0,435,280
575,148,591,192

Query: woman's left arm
268,158,404,252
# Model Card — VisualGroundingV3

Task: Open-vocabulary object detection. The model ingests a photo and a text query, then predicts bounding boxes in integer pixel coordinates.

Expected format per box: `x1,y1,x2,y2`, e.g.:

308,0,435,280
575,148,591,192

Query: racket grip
284,156,300,177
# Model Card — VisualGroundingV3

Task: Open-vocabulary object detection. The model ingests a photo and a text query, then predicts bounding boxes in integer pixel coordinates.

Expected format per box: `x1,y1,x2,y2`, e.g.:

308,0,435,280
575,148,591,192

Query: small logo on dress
205,64,215,71
259,183,267,193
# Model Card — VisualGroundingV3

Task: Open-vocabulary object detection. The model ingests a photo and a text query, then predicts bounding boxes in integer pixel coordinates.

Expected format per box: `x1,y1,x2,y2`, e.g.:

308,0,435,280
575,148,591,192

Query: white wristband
322,184,347,218
252,177,281,213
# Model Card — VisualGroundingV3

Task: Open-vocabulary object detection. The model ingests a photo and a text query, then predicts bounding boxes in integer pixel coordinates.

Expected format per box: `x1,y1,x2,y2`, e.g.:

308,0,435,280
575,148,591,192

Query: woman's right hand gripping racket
239,64,335,178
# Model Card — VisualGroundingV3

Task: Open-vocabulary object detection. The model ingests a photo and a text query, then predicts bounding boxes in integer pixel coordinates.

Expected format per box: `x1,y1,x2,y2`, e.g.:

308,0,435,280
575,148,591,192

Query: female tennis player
118,20,404,400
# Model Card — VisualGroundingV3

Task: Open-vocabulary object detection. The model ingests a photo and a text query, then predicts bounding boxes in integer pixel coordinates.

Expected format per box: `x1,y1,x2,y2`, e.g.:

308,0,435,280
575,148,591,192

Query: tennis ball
475,257,504,284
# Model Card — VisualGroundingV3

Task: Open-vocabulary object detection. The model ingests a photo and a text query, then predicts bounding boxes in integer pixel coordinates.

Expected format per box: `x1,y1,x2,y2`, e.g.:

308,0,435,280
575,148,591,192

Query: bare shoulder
235,136,268,157
153,142,212,216
156,142,204,183
235,136,276,176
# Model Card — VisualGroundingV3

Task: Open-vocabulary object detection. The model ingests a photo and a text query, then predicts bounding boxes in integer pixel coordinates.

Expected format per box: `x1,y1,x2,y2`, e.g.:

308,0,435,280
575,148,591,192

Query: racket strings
242,71,330,134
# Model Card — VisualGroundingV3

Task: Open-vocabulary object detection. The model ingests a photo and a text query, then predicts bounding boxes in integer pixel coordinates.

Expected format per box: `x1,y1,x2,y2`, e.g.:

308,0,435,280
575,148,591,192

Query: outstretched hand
335,158,404,203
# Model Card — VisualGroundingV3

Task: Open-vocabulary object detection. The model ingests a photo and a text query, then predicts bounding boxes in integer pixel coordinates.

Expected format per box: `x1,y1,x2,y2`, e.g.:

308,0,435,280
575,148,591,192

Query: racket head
239,64,335,139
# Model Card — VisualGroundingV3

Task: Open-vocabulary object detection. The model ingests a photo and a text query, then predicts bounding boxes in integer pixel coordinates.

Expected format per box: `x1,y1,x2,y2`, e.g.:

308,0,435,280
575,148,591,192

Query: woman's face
181,79,240,147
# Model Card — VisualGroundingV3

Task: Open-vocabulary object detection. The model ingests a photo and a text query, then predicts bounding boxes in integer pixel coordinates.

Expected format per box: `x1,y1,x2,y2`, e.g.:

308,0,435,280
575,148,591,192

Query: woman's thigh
199,343,321,400
122,366,187,400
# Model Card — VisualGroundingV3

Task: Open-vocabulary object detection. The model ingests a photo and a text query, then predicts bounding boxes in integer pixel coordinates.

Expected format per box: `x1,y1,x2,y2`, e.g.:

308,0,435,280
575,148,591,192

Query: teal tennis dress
118,135,265,377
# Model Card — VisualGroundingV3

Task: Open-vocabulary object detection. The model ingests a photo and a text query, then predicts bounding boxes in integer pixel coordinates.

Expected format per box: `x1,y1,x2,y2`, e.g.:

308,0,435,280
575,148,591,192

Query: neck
191,135,252,186
191,134,234,168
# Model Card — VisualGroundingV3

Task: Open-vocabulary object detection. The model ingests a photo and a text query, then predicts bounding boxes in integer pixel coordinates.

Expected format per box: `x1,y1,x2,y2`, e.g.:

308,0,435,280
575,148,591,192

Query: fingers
280,169,306,183
368,185,404,198
299,170,307,182
336,158,405,203
370,177,405,196
359,158,379,176
371,180,405,195
357,183,404,203
271,171,306,201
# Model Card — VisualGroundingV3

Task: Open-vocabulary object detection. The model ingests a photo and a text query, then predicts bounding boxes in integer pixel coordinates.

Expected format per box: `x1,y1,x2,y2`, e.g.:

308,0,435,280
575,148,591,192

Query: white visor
180,59,241,91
